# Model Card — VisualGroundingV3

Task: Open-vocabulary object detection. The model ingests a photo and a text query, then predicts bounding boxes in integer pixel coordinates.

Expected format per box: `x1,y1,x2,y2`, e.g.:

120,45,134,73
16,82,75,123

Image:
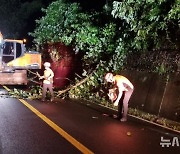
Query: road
0,86,179,154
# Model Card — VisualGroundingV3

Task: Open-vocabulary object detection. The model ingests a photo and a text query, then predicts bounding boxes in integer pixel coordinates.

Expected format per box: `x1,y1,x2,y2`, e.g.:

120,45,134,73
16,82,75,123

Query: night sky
0,0,109,47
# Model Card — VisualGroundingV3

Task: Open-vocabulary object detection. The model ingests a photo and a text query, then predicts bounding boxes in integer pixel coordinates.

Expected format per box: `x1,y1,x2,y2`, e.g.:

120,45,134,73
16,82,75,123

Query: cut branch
57,66,99,96
57,75,90,96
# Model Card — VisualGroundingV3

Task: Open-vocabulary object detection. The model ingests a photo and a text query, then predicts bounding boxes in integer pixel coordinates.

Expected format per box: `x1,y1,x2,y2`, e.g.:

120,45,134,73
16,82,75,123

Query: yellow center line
3,86,94,154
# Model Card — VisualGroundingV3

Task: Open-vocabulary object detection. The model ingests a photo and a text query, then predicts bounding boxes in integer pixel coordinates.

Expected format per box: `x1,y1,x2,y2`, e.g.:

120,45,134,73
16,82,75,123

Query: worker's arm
36,72,44,80
113,82,127,106
114,89,123,106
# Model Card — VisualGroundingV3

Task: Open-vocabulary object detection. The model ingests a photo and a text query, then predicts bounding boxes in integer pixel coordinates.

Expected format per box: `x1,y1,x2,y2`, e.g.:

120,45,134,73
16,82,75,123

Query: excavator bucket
0,70,27,85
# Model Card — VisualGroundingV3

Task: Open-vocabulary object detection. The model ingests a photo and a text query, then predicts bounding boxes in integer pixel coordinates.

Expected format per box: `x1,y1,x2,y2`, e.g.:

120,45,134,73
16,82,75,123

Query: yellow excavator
0,32,41,85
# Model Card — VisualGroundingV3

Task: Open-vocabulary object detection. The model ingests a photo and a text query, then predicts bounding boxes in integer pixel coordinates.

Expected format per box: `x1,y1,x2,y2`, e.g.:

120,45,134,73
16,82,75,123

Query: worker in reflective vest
38,62,54,101
105,73,134,122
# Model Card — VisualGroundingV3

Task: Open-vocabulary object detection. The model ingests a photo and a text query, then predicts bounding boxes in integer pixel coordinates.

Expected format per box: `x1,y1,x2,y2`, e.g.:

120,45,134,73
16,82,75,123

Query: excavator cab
1,40,24,65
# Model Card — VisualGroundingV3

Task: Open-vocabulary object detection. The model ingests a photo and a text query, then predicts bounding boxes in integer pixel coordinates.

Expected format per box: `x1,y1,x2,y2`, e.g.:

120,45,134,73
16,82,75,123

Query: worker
105,73,134,122
37,62,54,101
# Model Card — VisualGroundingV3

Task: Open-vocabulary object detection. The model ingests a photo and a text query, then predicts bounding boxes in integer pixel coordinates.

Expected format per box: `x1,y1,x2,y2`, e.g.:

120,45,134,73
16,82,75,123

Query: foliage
111,0,180,50
128,108,180,131
31,0,117,66
31,0,180,104
68,61,114,104
31,0,83,44
9,86,42,99
49,48,62,62
125,50,180,74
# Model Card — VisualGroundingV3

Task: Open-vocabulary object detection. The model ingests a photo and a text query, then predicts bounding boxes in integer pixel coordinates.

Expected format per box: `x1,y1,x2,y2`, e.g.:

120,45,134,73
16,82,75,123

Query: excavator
0,32,41,85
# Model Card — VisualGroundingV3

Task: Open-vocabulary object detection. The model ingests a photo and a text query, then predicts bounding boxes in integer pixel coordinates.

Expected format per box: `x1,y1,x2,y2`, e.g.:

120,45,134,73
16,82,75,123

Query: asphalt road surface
0,86,179,154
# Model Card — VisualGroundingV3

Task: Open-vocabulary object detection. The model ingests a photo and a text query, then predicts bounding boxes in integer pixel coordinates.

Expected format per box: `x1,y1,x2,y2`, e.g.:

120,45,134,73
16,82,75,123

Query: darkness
0,0,110,48
20,0,56,47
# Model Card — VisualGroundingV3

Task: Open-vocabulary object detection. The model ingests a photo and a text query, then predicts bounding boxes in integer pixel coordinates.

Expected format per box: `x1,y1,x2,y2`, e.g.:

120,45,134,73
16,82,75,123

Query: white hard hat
105,73,113,81
44,62,51,67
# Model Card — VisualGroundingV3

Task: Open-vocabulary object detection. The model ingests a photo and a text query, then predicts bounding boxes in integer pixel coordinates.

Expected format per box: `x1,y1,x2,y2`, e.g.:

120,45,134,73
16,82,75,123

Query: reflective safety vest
43,68,54,84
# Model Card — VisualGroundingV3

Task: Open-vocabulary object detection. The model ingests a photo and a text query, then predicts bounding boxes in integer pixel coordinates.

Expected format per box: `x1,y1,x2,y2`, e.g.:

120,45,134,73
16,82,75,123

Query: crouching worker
37,62,54,102
105,73,134,122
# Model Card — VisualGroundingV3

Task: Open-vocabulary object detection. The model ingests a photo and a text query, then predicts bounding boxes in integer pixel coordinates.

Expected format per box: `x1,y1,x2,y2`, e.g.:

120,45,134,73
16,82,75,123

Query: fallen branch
28,79,42,85
27,69,42,85
55,77,73,82
27,69,39,76
57,75,90,96
57,66,99,96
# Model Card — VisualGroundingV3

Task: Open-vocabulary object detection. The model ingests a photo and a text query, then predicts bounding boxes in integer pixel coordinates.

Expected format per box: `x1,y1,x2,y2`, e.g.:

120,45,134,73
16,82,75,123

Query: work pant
42,83,54,100
117,88,133,119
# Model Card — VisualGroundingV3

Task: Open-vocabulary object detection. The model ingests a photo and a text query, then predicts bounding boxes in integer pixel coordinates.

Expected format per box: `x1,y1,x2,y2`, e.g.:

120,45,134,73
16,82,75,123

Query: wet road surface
0,86,179,154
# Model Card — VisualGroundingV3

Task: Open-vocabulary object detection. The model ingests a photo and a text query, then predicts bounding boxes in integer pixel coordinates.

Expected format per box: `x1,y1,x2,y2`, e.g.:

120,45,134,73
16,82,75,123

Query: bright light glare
23,39,26,43
0,32,3,44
